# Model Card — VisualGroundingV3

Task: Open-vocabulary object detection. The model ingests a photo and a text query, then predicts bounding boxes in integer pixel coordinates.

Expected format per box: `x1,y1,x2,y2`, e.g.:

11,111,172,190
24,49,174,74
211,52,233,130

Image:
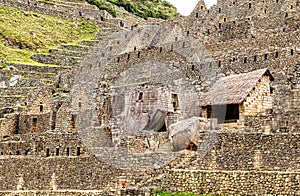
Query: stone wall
243,76,273,116
0,156,119,191
0,0,109,24
0,113,19,137
162,169,300,195
0,131,87,157
195,131,300,171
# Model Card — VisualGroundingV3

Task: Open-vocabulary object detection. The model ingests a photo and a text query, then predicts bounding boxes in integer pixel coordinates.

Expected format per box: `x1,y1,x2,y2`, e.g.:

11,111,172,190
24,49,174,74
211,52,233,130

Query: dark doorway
32,117,37,133
207,104,239,123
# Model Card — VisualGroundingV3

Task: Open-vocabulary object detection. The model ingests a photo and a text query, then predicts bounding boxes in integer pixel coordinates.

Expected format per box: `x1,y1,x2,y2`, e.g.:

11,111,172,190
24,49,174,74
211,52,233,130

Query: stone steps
15,78,53,87
49,48,96,58
7,63,71,74
0,95,26,104
58,44,92,53
0,0,112,28
0,87,38,95
78,40,103,47
31,53,82,67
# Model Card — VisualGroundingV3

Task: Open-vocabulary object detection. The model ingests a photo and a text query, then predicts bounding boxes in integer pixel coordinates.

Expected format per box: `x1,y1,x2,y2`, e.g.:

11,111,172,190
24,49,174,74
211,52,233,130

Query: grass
86,0,177,19
0,5,98,64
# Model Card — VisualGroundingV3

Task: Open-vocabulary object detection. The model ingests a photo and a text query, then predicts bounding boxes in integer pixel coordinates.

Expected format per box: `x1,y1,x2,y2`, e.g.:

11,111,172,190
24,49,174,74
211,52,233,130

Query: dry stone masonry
0,0,300,195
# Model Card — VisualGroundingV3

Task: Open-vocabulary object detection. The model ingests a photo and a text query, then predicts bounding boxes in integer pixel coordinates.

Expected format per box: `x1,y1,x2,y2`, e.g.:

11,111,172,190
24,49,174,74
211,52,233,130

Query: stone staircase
0,26,125,109
137,150,198,189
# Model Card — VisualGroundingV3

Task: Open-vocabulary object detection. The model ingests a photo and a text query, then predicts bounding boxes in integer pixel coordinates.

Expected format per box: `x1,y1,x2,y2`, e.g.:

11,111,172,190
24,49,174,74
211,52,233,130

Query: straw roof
199,69,274,106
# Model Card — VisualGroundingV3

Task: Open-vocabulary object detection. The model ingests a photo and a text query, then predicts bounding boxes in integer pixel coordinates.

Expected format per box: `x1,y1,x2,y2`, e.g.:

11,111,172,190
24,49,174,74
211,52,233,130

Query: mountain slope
86,0,178,19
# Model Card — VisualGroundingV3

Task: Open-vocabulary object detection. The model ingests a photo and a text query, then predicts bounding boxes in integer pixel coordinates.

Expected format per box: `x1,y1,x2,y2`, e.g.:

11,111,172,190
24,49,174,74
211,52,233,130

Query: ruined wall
0,113,19,137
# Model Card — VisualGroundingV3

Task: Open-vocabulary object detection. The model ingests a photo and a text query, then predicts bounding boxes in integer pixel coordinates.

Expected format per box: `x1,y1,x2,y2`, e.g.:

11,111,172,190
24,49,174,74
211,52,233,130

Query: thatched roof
199,69,274,106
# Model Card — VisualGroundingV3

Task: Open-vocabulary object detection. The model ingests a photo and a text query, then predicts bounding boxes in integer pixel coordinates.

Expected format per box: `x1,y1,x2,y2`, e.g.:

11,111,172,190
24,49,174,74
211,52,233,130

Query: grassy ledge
0,5,98,64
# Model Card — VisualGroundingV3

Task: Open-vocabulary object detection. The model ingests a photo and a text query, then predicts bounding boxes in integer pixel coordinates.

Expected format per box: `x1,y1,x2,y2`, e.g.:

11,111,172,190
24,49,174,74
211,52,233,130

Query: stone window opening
249,3,252,9
219,23,222,29
276,0,279,2
16,150,20,155
78,101,81,108
187,31,190,36
56,148,59,156
192,65,195,70
275,51,279,58
175,37,178,41
0,152,3,155
172,94,179,109
25,150,28,155
270,87,275,94
264,54,268,60
138,92,143,101
127,54,130,60
291,49,294,55
285,12,288,17
207,29,210,35
254,55,257,62
201,6,203,10
32,117,37,133
244,57,247,63
196,13,199,18
187,142,197,151
218,61,221,67
218,8,221,13
77,147,80,156
117,57,120,62
182,42,186,48
39,102,43,113
71,114,77,131
109,46,112,51
224,18,227,22
66,147,70,156
160,47,163,53
46,148,50,157
291,5,293,9
138,51,141,58
171,44,173,51
134,46,137,51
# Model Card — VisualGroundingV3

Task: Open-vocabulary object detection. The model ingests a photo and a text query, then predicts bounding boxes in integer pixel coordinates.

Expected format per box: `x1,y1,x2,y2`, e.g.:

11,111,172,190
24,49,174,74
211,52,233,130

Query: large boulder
169,117,208,152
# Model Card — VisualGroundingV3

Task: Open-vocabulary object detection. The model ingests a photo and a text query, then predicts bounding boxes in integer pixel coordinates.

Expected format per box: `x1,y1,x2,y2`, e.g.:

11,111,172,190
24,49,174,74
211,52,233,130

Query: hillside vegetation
0,5,98,65
86,0,177,19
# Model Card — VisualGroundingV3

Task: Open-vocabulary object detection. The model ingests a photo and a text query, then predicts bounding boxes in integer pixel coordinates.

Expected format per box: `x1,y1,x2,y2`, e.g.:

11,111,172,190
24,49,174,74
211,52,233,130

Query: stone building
200,69,274,129
18,89,52,134
0,108,18,138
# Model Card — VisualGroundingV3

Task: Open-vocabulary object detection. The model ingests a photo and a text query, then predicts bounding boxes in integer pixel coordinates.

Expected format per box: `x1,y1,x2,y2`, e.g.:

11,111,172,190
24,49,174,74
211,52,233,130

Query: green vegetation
86,0,177,19
153,189,215,196
0,5,98,64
